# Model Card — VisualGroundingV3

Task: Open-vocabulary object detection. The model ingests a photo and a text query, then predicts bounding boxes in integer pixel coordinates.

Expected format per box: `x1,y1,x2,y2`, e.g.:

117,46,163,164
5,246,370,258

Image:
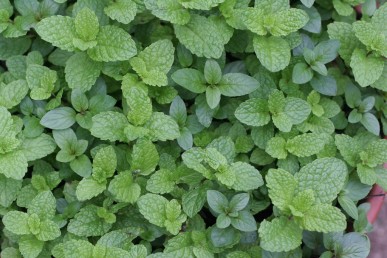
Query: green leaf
65,52,102,92
218,73,260,97
353,21,386,56
207,190,228,214
295,158,347,203
327,22,362,65
27,191,56,221
74,8,99,42
298,204,346,232
146,169,176,194
76,177,106,201
68,205,112,237
231,210,257,232
144,0,190,25
229,162,263,191
40,107,76,130
204,59,222,84
0,80,29,109
19,235,44,258
266,137,288,159
130,39,174,86
92,145,117,182
229,193,249,212
338,195,358,220
310,74,337,96
137,193,168,227
2,211,30,235
122,74,152,126
253,35,290,72
182,186,207,217
292,62,313,84
335,134,361,167
35,15,76,51
350,48,384,87
332,0,353,16
286,133,328,157
87,25,137,62
131,139,159,175
144,112,180,141
171,68,207,93
0,150,28,180
313,40,340,64
270,9,309,36
205,87,221,109
360,139,387,167
91,111,128,142
20,133,56,162
174,14,226,58
170,96,187,126
0,174,22,207
36,219,61,241
259,217,302,252
108,170,141,203
266,168,297,211
360,113,380,136
104,0,137,24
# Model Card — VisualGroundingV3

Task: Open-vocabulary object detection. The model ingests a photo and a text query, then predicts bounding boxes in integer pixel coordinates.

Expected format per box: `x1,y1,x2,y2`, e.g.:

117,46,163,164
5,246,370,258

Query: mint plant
0,0,386,257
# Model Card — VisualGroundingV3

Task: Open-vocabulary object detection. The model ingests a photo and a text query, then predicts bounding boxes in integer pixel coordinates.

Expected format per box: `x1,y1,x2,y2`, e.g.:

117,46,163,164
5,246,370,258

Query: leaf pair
172,59,259,109
260,158,348,252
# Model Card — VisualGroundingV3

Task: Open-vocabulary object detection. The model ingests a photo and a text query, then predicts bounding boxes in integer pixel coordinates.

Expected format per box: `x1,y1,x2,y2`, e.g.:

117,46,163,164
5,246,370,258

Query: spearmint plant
0,0,386,257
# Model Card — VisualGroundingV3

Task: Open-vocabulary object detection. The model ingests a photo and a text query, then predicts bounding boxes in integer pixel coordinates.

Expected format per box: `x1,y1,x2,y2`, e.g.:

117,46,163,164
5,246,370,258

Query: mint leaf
104,0,137,24
207,190,228,214
172,68,207,93
91,111,128,142
130,39,174,86
298,204,346,232
144,112,180,141
108,170,141,203
0,80,29,109
35,15,76,51
131,139,159,175
295,158,347,203
253,35,291,72
350,48,384,87
286,133,328,157
145,0,190,25
229,162,263,191
2,211,30,235
266,168,297,211
40,107,76,130
259,217,302,252
218,73,260,97
87,25,137,62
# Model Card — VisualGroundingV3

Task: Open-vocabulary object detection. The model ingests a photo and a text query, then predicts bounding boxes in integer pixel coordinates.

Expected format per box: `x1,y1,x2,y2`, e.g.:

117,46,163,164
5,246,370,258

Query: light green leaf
74,8,99,42
350,48,384,87
40,107,76,130
259,217,302,252
360,139,387,167
131,139,159,175
266,137,288,159
231,210,257,232
0,174,22,207
91,111,129,142
171,68,207,93
28,191,56,221
235,98,270,126
108,171,141,203
286,133,328,157
137,193,168,227
253,35,290,72
180,0,224,10
19,235,44,258
0,80,29,108
76,177,106,201
335,134,361,167
174,14,226,58
68,205,112,237
338,195,358,220
327,22,362,65
20,133,56,161
144,0,190,25
218,73,260,97
144,112,180,141
266,168,297,211
292,62,313,84
130,39,174,86
35,220,61,241
35,15,76,51
0,150,28,180
65,52,102,92
270,9,309,36
360,113,380,136
182,186,207,217
204,59,222,85
87,25,137,62
295,158,347,203
2,211,30,235
284,97,312,125
122,74,152,126
147,169,176,194
205,87,221,109
353,21,386,56
104,0,137,24
207,190,228,214
298,204,346,232
92,145,117,182
229,161,263,191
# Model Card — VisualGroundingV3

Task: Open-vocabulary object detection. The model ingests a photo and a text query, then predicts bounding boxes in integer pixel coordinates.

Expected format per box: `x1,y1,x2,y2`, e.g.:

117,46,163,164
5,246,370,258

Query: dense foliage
0,0,387,257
